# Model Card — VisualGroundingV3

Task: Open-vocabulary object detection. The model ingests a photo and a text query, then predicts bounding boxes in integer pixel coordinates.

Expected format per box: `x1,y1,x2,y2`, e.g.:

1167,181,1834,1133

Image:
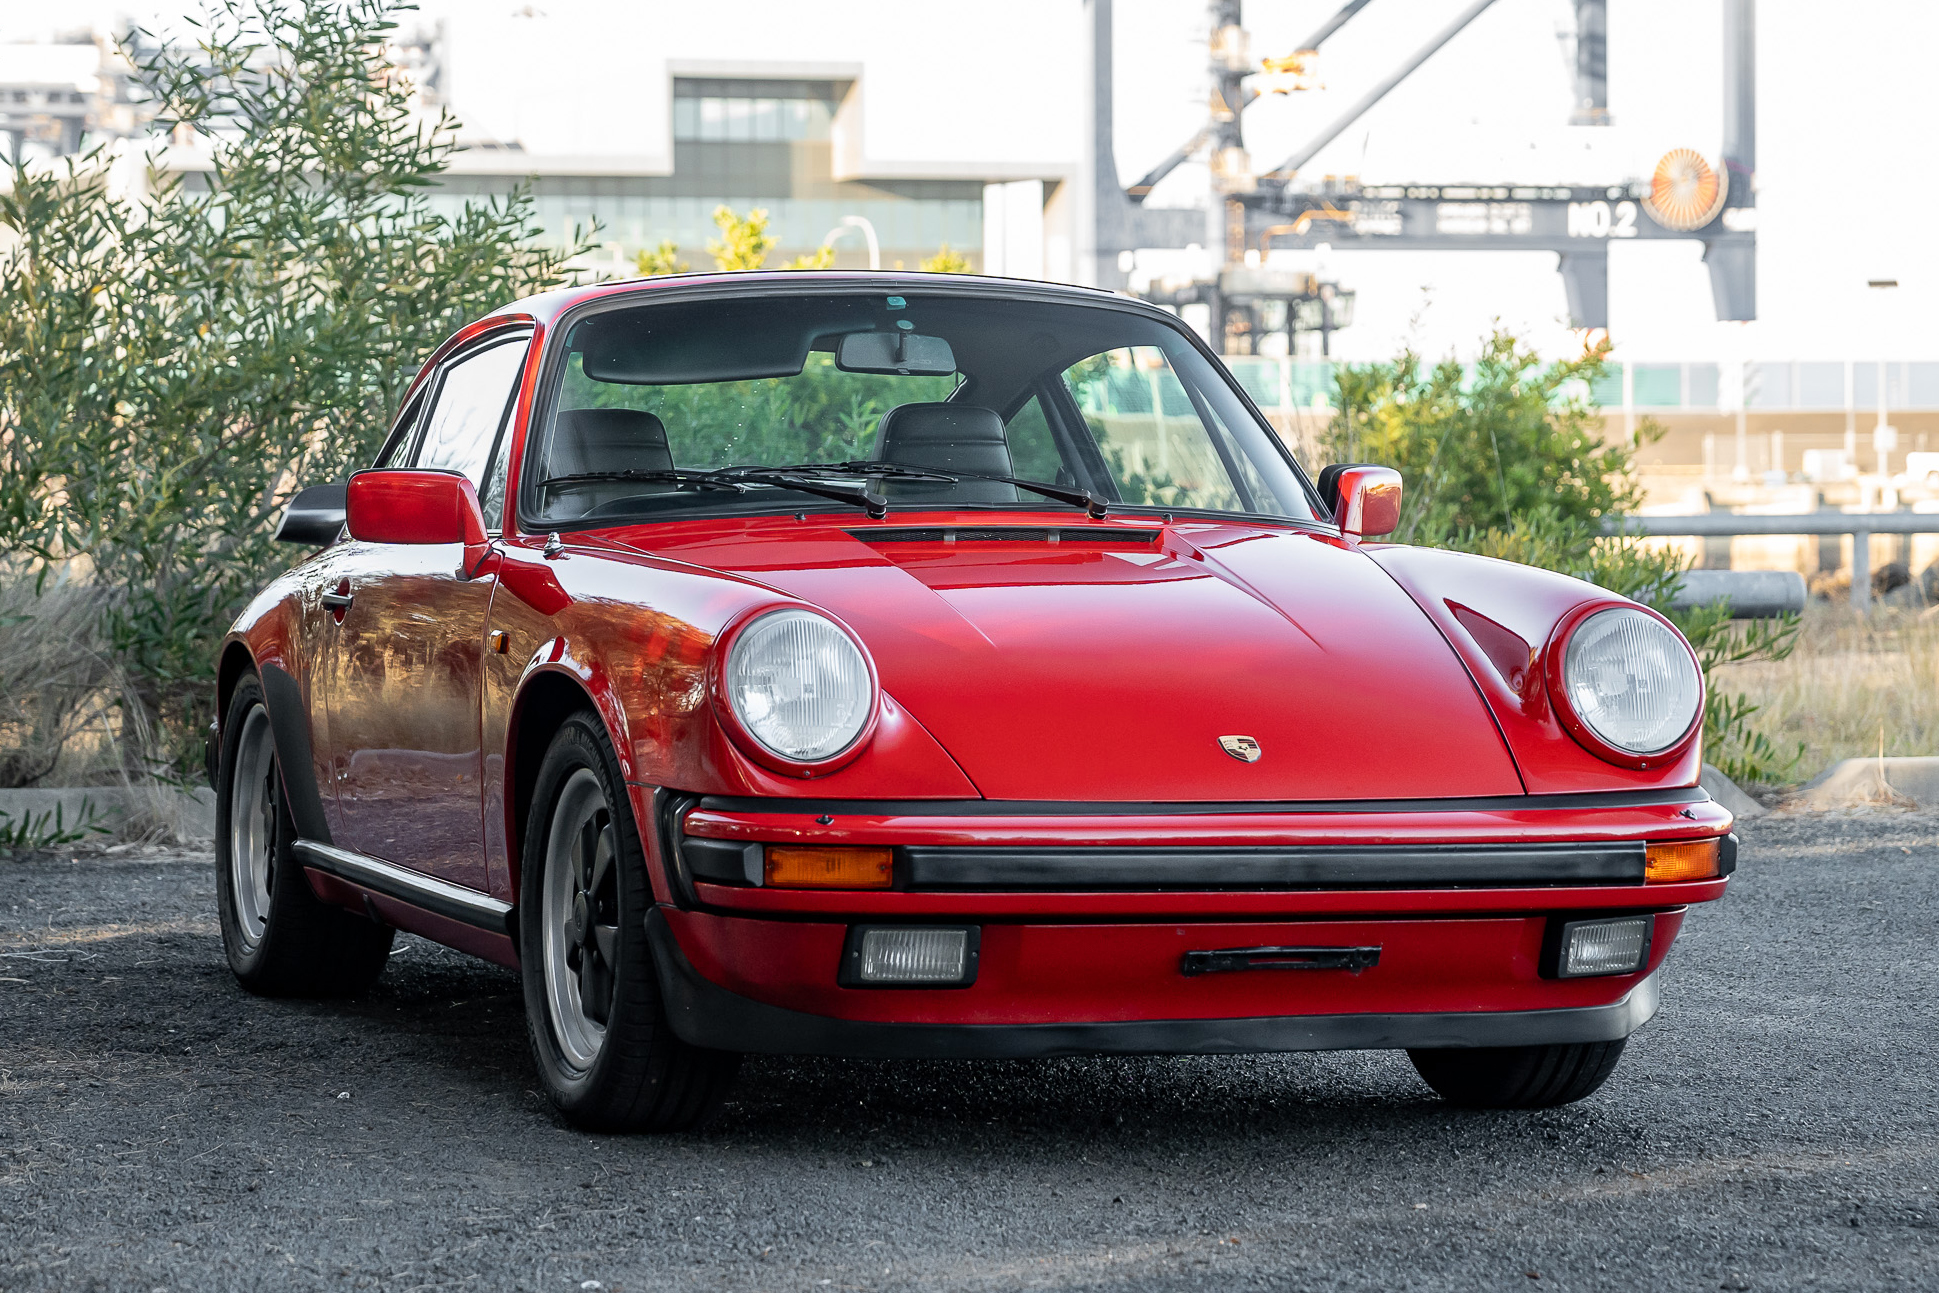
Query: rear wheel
1407,1039,1627,1108
519,713,739,1132
215,672,393,995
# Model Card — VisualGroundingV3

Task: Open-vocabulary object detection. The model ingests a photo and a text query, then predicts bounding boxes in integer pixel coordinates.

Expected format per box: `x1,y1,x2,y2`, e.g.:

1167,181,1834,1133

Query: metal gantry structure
1085,0,1758,351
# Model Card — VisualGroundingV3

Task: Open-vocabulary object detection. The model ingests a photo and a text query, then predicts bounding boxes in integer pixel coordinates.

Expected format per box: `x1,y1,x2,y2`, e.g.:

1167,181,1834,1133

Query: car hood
635,519,1523,802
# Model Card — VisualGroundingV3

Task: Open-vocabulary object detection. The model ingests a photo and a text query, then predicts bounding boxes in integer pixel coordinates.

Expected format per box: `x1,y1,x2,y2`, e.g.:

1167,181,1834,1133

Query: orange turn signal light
765,846,894,889
1645,839,1721,883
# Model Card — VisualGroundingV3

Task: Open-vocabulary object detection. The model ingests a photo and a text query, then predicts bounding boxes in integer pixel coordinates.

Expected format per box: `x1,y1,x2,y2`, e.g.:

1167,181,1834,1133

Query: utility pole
1205,0,1250,350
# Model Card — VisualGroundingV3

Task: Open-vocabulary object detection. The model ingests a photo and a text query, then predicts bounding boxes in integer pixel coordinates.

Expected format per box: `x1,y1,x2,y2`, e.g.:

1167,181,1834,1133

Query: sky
5,0,1934,365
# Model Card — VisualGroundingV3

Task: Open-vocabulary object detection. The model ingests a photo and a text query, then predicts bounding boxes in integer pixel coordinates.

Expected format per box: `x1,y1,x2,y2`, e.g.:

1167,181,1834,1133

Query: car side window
1003,394,1067,484
1060,347,1248,512
413,337,528,492
372,394,424,469
479,438,513,533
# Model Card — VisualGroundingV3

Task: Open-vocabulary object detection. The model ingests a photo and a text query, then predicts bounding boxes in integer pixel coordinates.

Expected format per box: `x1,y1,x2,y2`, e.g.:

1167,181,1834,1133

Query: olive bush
0,0,583,776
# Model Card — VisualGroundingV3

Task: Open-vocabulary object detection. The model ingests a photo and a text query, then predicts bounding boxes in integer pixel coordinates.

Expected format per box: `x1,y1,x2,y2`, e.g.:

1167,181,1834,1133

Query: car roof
489,270,1149,330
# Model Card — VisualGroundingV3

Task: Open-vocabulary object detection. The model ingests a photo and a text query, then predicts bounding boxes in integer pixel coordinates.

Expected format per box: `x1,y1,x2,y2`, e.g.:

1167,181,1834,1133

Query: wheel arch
505,667,613,900
216,639,257,729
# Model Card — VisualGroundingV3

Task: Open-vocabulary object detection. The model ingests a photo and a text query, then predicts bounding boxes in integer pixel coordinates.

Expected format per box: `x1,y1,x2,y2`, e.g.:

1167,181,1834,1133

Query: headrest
872,403,1018,503
546,407,672,477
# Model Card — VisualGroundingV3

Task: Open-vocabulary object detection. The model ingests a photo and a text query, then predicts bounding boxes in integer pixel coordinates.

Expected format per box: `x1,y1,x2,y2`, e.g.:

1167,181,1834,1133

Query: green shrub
1326,332,1800,785
0,0,585,777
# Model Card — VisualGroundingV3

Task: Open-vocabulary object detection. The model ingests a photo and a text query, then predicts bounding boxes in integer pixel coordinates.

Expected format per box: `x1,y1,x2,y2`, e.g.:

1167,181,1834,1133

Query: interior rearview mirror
836,330,957,376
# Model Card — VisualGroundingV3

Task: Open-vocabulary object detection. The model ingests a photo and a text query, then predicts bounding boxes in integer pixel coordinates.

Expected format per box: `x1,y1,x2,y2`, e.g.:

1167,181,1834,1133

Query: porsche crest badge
1218,735,1262,763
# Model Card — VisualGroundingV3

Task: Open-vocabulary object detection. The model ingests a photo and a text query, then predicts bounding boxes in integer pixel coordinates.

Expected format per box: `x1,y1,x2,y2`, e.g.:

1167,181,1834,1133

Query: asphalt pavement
2,811,1935,1292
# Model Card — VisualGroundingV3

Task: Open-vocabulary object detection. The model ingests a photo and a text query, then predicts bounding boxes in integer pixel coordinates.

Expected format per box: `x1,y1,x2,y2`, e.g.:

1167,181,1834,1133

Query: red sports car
213,272,1733,1131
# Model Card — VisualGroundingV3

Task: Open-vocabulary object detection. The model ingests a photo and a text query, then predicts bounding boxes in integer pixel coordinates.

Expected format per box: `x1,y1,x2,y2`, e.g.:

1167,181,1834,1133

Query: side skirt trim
295,839,514,937
643,908,1660,1060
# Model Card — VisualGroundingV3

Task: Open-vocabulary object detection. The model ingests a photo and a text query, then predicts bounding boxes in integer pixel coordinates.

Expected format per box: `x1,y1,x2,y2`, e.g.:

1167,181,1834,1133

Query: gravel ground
2,812,1936,1292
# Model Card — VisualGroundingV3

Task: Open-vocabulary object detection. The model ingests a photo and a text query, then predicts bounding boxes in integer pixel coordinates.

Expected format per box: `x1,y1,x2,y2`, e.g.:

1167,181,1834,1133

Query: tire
1407,1039,1628,1109
519,712,740,1132
216,672,394,996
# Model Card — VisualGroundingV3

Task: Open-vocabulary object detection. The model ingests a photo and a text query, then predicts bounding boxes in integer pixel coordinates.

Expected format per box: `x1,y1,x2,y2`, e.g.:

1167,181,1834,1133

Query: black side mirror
274,483,348,546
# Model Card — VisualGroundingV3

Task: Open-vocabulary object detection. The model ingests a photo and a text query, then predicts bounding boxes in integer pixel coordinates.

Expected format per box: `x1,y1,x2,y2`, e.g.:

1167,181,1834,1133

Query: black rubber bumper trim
900,842,1645,890
260,662,333,845
643,908,1661,1059
694,786,1709,819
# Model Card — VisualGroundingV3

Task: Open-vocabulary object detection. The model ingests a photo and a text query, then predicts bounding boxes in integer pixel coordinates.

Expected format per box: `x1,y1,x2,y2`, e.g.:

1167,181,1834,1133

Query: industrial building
7,0,1939,551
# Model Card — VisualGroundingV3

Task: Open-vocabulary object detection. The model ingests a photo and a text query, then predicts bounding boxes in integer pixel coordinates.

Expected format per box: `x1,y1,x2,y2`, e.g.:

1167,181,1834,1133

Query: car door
321,330,530,889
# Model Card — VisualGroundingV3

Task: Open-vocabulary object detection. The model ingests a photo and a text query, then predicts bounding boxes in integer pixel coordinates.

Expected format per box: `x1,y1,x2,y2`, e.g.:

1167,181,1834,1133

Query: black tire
519,712,740,1132
1407,1039,1627,1108
215,672,394,996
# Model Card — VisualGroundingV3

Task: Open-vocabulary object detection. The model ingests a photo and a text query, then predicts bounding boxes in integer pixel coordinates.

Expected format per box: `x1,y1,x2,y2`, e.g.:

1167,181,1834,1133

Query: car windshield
523,290,1319,526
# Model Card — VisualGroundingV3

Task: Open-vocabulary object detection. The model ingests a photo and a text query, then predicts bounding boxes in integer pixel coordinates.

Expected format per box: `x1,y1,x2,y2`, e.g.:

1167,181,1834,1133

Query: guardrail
1606,513,1939,611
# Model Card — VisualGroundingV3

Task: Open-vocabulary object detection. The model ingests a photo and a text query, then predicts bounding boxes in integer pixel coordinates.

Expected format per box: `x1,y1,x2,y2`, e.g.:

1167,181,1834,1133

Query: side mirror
346,470,488,560
274,482,347,546
1328,464,1403,539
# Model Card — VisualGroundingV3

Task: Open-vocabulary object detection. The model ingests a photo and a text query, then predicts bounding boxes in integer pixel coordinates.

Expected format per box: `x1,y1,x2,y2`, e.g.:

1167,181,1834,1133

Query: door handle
321,590,354,610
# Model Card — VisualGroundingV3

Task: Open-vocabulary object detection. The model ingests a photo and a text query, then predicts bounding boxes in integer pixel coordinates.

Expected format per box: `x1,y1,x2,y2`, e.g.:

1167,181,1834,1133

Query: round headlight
724,610,874,764
1561,607,1701,755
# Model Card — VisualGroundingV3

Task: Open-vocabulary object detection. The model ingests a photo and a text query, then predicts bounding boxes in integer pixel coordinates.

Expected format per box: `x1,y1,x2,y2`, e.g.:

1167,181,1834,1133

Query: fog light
841,926,979,987
1646,839,1721,883
1553,915,1653,978
765,846,893,889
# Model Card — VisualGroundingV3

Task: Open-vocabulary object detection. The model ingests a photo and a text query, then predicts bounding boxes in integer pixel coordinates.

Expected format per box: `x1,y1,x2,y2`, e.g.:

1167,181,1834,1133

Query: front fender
1370,546,1703,794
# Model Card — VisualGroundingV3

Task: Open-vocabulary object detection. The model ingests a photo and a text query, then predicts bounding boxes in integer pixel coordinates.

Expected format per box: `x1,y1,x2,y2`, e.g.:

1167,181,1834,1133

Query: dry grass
0,568,134,788
1712,603,1939,783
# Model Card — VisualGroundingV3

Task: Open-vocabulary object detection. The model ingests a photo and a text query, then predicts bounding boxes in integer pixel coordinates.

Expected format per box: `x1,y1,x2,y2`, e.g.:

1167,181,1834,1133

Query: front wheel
1407,1039,1627,1108
519,713,739,1132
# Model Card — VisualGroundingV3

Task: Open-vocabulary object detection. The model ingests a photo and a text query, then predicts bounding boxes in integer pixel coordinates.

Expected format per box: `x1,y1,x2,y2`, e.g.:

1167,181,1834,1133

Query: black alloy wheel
518,712,740,1132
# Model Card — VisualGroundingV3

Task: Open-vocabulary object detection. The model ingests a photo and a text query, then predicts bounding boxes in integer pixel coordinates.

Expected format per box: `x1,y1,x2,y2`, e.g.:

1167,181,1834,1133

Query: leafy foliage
920,244,973,274
635,239,687,276
707,205,775,271
0,0,582,775
0,801,111,853
1331,331,1641,544
1327,334,1800,783
784,245,836,270
555,353,953,473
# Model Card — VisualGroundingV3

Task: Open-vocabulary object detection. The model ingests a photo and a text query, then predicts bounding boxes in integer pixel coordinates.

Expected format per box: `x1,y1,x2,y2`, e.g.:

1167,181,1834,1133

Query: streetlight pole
822,216,880,270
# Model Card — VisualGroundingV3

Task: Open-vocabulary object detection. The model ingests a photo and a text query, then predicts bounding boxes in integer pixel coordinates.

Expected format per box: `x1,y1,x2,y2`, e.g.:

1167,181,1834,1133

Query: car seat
543,408,675,517
871,404,1020,503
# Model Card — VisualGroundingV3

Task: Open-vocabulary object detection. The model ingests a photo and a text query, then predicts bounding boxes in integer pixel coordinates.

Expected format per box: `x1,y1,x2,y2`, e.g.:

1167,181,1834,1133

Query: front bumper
640,787,1732,1059
646,908,1664,1058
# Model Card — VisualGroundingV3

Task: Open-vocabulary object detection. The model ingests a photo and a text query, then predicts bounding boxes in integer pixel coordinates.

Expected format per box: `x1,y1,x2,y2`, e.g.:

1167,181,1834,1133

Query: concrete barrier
1671,570,1808,619
0,786,216,845
1788,757,1939,810
1700,763,1767,819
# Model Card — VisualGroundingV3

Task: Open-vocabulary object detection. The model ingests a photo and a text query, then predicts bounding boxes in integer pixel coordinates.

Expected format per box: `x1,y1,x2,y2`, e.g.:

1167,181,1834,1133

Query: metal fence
1220,357,1939,415
1606,512,1939,611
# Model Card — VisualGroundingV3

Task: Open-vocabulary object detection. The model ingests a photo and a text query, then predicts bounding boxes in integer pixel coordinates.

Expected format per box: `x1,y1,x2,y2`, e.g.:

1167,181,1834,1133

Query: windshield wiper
540,468,747,493
539,467,888,519
775,461,1110,519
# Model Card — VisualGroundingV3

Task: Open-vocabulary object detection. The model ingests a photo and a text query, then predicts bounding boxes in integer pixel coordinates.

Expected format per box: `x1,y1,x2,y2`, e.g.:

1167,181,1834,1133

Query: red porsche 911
213,272,1734,1131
